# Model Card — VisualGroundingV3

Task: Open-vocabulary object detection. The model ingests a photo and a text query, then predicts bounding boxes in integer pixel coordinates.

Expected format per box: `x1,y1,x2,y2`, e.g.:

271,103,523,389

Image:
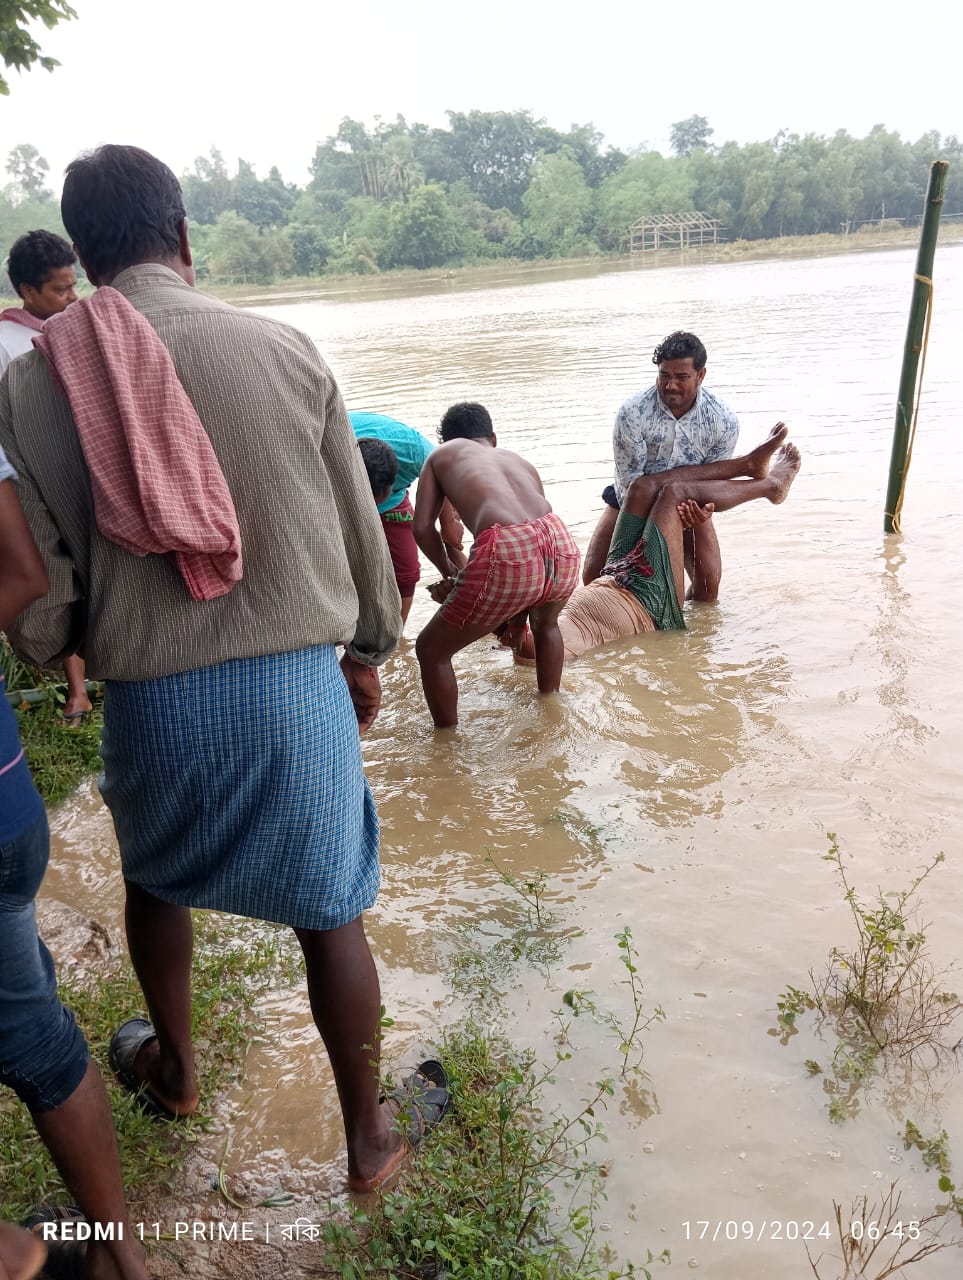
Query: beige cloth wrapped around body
510,577,656,665
558,578,655,658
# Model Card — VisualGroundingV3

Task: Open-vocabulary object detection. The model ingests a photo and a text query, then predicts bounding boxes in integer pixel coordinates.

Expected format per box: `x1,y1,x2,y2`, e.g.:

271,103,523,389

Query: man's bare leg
624,442,801,523
657,421,789,484
295,919,402,1189
32,1063,149,1279
683,522,722,602
631,444,802,604
582,505,618,584
122,881,199,1116
584,423,788,587
415,614,494,728
528,599,567,693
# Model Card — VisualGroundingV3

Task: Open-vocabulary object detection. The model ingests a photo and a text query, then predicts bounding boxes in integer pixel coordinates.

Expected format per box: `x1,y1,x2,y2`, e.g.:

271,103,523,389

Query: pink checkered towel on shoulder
0,308,45,331
34,289,242,601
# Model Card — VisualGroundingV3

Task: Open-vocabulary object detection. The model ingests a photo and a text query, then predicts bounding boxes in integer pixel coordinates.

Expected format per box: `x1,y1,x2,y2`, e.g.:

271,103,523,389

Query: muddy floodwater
44,245,963,1277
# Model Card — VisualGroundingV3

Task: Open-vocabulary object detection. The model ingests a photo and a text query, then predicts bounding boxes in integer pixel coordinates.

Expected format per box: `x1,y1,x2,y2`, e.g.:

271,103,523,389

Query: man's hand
340,651,382,732
427,577,456,604
493,611,529,651
439,499,466,568
676,498,715,530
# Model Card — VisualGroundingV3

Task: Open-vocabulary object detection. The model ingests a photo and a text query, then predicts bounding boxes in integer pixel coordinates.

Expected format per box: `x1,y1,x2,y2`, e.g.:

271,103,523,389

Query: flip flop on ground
108,1018,185,1121
347,1059,451,1194
60,711,90,728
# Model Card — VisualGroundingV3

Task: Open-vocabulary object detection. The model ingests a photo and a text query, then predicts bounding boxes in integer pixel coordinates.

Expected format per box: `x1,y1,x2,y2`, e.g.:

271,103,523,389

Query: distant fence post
884,160,949,533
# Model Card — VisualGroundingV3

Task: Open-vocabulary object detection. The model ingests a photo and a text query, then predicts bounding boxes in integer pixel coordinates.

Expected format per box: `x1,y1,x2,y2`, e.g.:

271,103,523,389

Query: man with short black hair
414,401,579,727
583,330,740,600
0,230,78,374
1,229,90,726
1,144,447,1196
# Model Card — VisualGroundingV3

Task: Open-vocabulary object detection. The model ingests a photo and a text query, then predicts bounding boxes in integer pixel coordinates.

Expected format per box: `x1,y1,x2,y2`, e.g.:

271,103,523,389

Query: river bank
209,220,963,308
2,221,961,314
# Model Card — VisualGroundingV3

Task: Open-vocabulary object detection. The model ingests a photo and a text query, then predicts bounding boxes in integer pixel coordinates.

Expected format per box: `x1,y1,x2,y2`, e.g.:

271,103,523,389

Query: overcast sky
5,0,962,191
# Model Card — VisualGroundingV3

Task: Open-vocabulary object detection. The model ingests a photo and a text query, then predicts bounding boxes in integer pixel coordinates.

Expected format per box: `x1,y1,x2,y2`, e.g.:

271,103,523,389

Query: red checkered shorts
440,512,580,630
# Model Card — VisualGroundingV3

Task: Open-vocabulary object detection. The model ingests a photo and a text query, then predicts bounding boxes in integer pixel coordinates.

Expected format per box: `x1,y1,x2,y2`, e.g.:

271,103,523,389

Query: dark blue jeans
0,812,88,1113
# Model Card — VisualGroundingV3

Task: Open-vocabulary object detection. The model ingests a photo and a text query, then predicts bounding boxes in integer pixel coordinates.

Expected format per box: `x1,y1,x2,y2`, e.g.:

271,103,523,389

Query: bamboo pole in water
884,160,949,533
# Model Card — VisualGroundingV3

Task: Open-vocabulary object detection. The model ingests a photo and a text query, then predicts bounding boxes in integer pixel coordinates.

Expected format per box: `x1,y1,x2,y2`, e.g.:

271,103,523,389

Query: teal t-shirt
349,412,434,514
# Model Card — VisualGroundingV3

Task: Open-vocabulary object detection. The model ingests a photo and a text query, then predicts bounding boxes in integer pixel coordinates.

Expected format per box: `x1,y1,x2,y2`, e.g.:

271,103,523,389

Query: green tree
284,223,329,277
596,151,695,247
233,158,296,230
445,109,545,214
206,210,292,284
690,140,776,239
850,125,920,222
521,149,593,255
447,183,519,259
383,134,422,203
387,183,461,269
326,196,394,273
182,148,233,225
559,122,626,187
0,0,76,94
669,115,714,157
5,142,51,201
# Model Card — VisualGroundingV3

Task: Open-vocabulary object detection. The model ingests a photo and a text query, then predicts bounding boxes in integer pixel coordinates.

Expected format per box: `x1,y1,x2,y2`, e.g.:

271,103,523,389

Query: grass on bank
0,914,302,1221
321,1020,669,1280
3,636,104,806
14,696,104,806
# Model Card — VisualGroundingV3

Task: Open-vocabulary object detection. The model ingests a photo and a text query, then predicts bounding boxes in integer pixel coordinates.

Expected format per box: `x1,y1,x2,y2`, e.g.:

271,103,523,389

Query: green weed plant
774,836,961,1121
15,697,103,805
322,864,669,1280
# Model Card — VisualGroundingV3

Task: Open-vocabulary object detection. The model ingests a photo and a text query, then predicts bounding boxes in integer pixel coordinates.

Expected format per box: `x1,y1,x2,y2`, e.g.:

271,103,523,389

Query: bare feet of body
767,442,802,503
743,422,788,479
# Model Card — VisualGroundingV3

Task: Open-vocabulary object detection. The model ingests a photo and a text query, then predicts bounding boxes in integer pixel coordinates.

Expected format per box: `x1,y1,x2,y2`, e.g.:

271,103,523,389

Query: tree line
3,113,962,287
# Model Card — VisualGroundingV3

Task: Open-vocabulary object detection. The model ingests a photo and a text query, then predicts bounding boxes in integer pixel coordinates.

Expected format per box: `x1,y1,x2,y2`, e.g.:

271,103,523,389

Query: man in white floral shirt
583,330,739,601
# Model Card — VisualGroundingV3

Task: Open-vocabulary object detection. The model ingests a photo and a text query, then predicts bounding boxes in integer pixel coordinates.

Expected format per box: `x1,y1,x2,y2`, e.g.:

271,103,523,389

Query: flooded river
44,245,963,1276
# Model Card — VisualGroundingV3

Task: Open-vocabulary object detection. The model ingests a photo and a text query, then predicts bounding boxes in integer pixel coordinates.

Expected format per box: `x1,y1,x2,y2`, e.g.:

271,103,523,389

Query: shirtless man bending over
509,424,801,664
414,402,580,728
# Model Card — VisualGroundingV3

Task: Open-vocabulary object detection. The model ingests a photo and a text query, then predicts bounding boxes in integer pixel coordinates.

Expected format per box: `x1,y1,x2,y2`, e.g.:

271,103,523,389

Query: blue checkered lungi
99,645,379,930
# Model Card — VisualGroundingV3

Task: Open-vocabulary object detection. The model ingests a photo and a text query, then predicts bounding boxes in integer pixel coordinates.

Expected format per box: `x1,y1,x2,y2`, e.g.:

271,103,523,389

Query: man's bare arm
413,459,457,579
0,478,49,631
439,498,466,570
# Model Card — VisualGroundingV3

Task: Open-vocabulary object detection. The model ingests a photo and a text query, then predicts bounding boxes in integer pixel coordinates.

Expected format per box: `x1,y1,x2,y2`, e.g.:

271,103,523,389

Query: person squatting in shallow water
583,328,740,603
1,143,451,1212
413,401,580,728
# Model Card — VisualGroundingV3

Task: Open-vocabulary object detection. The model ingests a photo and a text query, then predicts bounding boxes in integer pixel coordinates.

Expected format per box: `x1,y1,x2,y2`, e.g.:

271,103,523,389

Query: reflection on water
43,245,963,1277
